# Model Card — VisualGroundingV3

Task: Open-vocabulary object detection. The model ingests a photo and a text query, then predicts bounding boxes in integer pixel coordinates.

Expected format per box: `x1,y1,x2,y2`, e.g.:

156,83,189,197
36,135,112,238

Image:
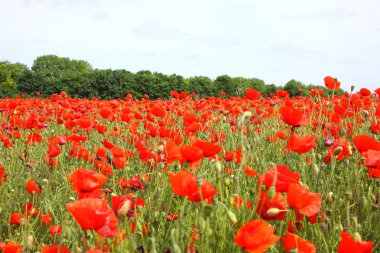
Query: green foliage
284,79,304,97
3,54,347,99
0,61,18,97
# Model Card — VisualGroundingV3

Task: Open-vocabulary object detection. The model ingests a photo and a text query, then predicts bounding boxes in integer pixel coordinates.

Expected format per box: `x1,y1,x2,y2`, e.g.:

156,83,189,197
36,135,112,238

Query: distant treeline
0,55,343,99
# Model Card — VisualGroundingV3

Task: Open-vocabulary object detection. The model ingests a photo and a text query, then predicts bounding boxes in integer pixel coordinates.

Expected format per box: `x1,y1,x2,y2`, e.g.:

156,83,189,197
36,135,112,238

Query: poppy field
0,77,379,252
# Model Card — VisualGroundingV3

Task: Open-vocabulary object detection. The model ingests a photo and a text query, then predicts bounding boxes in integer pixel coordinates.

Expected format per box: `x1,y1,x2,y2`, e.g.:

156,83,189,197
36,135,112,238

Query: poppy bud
347,145,353,155
351,85,355,92
260,185,267,192
24,235,34,250
268,186,276,199
266,208,281,217
242,111,252,119
229,197,234,206
215,161,222,174
363,110,369,117
227,210,238,224
117,200,132,218
353,232,362,242
195,177,203,187
361,196,368,208
333,146,343,156
150,237,158,253
326,192,334,202
199,217,206,233
312,164,320,176
224,178,231,186
172,243,182,253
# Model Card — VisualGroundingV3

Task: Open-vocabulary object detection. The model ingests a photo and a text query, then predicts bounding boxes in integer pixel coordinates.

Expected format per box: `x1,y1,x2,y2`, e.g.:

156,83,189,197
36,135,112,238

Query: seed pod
333,146,343,156
268,186,276,199
266,208,281,217
353,232,362,242
312,164,320,176
227,210,238,224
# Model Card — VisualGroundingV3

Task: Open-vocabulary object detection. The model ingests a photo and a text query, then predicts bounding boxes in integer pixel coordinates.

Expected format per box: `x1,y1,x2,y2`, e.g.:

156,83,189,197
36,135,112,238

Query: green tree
0,61,18,97
187,76,216,97
214,75,235,96
31,55,92,96
284,79,304,97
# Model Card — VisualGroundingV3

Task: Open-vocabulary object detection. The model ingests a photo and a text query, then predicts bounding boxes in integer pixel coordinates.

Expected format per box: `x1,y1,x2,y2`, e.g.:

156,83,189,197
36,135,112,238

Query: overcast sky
1,0,380,91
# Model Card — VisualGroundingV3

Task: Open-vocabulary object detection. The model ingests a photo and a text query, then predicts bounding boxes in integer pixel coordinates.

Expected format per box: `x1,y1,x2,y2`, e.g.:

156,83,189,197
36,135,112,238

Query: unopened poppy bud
260,184,267,192
268,186,276,199
224,178,231,186
195,177,203,187
312,164,320,176
215,161,222,174
150,237,158,253
199,217,206,233
351,85,355,92
326,192,334,201
227,210,238,224
172,243,182,253
363,110,369,116
24,235,34,250
228,196,235,206
347,145,353,155
353,232,362,242
266,208,281,216
242,111,252,119
362,196,368,208
156,145,164,154
333,146,343,156
117,200,131,218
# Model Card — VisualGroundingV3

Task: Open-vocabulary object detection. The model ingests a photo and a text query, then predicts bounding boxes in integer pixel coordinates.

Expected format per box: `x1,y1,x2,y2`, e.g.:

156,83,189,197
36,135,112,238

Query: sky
1,0,380,92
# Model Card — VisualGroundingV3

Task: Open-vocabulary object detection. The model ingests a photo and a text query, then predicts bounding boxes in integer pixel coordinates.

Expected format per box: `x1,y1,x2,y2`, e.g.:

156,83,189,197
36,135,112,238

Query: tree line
0,55,343,99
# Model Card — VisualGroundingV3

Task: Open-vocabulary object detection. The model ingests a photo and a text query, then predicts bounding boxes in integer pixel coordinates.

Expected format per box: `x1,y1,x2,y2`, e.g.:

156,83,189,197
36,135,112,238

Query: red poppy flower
47,143,62,158
66,198,118,237
26,179,40,194
359,88,371,96
324,76,341,90
192,139,221,157
279,106,308,127
41,244,70,253
23,202,38,216
68,168,107,199
112,194,145,218
259,165,300,193
285,134,316,154
0,164,7,185
234,219,279,253
169,170,217,203
287,183,321,217
2,242,22,253
363,150,380,168
10,213,27,225
243,166,259,177
353,135,380,153
180,145,204,162
338,231,373,253
49,225,63,237
246,88,261,100
165,140,183,164
281,232,316,253
39,213,53,225
256,190,288,220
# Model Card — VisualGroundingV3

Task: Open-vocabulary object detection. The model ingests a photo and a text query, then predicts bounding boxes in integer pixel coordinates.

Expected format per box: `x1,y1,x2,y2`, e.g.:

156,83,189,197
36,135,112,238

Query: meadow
0,77,379,252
